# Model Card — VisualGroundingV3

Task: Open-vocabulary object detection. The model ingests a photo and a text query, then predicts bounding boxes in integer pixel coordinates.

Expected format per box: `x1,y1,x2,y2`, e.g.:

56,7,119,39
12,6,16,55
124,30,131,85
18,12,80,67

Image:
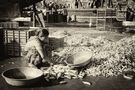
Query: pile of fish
64,34,111,47
48,33,135,78
43,64,86,81
85,35,135,77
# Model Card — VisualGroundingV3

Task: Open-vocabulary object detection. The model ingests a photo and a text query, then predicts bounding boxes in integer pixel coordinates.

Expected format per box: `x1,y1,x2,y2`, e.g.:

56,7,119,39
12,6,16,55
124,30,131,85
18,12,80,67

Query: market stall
0,0,135,90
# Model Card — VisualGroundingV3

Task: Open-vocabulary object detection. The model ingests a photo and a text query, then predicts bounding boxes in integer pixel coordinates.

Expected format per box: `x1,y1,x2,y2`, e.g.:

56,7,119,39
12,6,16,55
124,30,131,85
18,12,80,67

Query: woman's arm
34,40,46,60
34,40,51,64
22,42,31,56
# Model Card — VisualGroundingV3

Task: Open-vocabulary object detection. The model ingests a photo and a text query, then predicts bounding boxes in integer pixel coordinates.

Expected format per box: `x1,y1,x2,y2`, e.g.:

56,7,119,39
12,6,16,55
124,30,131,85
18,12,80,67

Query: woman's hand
42,58,53,66
42,58,47,63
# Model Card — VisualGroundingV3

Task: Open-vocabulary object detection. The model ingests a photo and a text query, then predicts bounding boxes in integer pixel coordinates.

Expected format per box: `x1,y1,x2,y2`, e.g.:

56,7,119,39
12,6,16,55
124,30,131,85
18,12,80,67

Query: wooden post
33,3,36,27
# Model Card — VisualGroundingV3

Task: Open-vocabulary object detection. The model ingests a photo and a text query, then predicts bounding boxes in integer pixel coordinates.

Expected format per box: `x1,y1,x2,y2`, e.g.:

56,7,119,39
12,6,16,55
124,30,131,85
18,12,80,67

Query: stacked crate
97,9,106,17
96,9,106,30
0,27,4,58
0,22,19,29
4,28,29,56
106,9,116,16
96,18,106,30
96,9,116,30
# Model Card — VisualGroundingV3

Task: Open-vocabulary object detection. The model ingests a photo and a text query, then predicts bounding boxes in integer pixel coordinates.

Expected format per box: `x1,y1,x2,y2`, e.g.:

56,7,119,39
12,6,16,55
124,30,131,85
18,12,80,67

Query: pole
33,3,36,27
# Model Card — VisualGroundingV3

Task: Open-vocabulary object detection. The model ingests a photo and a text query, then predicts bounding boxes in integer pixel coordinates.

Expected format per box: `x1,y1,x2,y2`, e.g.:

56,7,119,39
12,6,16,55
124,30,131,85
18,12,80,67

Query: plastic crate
0,22,19,28
0,28,4,57
4,28,29,57
96,19,106,27
96,18,106,30
97,9,106,17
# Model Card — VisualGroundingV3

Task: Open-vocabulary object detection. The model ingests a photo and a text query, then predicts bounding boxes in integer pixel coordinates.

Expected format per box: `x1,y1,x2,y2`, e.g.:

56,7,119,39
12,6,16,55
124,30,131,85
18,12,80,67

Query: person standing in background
126,0,135,21
87,0,93,8
107,0,113,8
126,6,135,21
95,0,102,8
75,0,79,8
62,6,68,22
78,0,82,8
91,0,96,8
34,1,47,27
100,0,105,8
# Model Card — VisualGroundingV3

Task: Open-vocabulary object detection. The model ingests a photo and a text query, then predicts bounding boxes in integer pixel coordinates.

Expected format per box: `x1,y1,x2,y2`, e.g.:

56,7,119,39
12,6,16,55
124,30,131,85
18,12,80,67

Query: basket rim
1,67,43,81
65,51,92,67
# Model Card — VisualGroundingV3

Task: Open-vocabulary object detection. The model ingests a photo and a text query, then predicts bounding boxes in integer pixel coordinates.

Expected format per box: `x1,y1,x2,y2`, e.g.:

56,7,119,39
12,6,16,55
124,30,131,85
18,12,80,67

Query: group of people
74,0,114,9
88,0,113,8
45,2,68,23
36,0,68,23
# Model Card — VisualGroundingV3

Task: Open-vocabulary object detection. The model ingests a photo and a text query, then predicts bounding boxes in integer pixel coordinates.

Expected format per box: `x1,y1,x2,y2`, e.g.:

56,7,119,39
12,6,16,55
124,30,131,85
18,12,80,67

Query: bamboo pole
32,3,36,27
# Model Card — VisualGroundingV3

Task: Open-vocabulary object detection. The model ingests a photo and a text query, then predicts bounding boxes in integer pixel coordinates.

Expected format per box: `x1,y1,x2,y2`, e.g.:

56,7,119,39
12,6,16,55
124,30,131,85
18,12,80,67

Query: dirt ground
0,27,135,90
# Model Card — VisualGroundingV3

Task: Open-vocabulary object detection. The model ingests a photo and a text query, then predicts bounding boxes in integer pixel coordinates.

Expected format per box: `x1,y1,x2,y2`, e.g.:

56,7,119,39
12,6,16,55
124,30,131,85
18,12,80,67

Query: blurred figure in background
75,0,79,8
126,6,135,21
100,0,105,8
95,0,101,8
78,0,82,8
126,0,135,21
62,6,68,22
107,0,113,8
87,0,95,8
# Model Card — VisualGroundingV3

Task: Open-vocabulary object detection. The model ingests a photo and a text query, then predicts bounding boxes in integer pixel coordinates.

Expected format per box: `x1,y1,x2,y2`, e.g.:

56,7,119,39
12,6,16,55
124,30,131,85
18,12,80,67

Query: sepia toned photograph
0,0,135,90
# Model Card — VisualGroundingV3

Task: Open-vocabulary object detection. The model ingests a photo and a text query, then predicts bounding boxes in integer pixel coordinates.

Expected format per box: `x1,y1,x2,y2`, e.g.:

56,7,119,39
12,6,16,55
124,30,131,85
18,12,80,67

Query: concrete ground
48,27,131,41
0,27,135,90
